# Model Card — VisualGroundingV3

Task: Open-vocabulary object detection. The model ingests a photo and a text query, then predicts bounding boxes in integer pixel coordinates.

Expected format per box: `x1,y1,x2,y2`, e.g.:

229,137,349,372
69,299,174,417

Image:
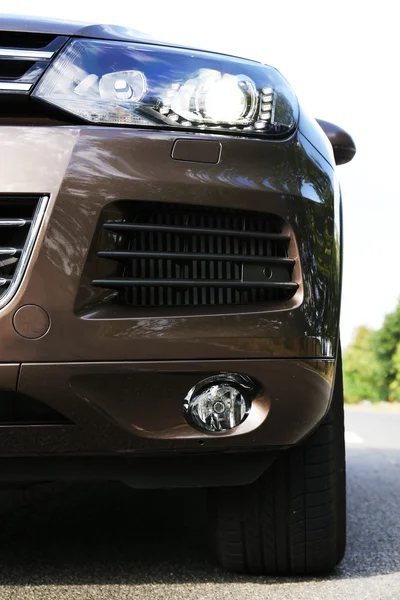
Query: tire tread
210,350,346,576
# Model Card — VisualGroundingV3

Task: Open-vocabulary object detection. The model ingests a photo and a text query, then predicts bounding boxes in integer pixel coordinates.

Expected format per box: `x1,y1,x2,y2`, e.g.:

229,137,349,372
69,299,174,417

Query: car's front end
0,15,353,575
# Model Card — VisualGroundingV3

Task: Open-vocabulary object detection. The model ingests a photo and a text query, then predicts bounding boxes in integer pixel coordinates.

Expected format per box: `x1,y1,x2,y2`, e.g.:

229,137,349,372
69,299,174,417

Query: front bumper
0,358,333,455
0,125,340,458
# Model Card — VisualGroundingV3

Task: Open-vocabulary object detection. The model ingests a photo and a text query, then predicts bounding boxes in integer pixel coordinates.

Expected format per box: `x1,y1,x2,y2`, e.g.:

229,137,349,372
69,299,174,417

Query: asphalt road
0,408,399,599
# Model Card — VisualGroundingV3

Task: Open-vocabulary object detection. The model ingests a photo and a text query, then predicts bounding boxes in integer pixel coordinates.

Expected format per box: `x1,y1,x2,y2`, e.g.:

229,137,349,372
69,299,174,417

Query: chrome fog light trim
183,373,257,433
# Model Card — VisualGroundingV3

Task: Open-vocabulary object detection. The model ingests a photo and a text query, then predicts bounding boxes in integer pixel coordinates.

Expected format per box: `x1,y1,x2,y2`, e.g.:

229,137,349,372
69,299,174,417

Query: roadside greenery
344,300,400,403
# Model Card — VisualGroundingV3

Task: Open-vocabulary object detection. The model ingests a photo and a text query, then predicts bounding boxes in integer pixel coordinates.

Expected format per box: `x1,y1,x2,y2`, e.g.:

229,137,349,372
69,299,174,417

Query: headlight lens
33,38,298,137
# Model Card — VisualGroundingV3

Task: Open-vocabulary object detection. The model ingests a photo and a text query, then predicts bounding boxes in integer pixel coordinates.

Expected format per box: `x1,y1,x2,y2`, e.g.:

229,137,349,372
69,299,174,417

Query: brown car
0,15,355,576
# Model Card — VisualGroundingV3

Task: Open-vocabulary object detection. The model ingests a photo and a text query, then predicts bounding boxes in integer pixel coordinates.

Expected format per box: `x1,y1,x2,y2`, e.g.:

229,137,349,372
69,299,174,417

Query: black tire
209,352,346,576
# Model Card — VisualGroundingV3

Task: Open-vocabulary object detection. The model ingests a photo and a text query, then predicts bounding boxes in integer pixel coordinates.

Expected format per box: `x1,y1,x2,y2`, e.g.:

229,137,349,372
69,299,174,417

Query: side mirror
316,119,356,165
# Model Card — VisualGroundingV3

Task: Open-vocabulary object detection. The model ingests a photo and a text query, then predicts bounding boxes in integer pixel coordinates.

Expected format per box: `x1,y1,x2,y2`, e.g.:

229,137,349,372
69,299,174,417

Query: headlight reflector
169,69,257,125
33,38,298,136
98,70,147,102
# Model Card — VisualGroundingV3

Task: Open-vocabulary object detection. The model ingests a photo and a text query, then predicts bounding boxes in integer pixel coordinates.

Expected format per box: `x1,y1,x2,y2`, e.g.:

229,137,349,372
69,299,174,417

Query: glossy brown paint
0,126,340,363
2,359,334,457
0,119,342,461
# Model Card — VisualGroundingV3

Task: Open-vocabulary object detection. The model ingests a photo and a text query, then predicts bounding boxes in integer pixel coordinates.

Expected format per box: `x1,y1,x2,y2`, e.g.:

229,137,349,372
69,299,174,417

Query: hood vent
0,195,48,309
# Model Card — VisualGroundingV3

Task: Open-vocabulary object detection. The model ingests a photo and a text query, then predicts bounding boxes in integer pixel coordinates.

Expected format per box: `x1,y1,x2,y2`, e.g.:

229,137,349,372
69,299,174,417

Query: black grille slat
93,278,299,290
98,250,295,265
0,59,32,79
0,32,57,49
103,221,290,242
93,202,298,308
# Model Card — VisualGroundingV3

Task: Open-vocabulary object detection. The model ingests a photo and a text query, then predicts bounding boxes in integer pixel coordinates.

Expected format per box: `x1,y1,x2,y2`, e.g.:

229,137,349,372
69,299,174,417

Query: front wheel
209,353,346,576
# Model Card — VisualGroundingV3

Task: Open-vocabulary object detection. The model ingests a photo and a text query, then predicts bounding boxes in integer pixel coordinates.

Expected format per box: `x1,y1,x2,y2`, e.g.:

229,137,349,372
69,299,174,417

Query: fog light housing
184,374,255,433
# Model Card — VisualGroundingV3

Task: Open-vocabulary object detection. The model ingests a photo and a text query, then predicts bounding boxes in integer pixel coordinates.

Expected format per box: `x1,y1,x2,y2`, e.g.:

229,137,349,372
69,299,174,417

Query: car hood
0,13,155,43
0,14,261,62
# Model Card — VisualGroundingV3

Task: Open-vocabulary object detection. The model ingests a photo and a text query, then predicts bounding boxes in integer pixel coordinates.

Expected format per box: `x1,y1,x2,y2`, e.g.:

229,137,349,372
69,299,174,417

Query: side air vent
0,32,67,93
92,202,299,308
0,195,48,309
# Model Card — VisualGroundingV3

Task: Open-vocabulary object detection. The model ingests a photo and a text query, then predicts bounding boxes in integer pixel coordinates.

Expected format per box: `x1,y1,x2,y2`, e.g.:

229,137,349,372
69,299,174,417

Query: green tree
372,299,400,392
388,342,400,401
343,326,385,403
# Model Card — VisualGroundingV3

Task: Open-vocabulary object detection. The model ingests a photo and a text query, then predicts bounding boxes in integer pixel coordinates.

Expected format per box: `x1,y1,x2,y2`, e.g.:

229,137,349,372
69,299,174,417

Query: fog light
184,374,255,433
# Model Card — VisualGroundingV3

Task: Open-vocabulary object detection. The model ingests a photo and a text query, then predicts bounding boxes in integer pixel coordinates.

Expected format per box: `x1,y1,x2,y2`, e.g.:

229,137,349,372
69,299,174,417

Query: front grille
0,195,48,309
0,31,67,93
93,202,299,308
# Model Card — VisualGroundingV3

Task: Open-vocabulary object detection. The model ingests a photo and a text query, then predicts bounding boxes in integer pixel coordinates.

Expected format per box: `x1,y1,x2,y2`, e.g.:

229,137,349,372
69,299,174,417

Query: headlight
33,38,298,137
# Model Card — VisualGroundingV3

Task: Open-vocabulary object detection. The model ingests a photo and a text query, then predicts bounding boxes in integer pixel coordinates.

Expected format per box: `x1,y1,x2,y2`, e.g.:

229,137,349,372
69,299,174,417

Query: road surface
0,407,399,599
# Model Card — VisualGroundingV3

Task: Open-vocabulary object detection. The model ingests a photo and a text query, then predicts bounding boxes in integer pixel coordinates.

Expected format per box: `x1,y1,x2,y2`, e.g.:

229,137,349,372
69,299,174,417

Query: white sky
5,1,400,347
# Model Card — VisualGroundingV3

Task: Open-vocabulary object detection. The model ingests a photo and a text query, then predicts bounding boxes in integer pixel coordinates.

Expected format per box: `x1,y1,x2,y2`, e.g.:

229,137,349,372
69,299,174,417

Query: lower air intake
93,202,299,308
